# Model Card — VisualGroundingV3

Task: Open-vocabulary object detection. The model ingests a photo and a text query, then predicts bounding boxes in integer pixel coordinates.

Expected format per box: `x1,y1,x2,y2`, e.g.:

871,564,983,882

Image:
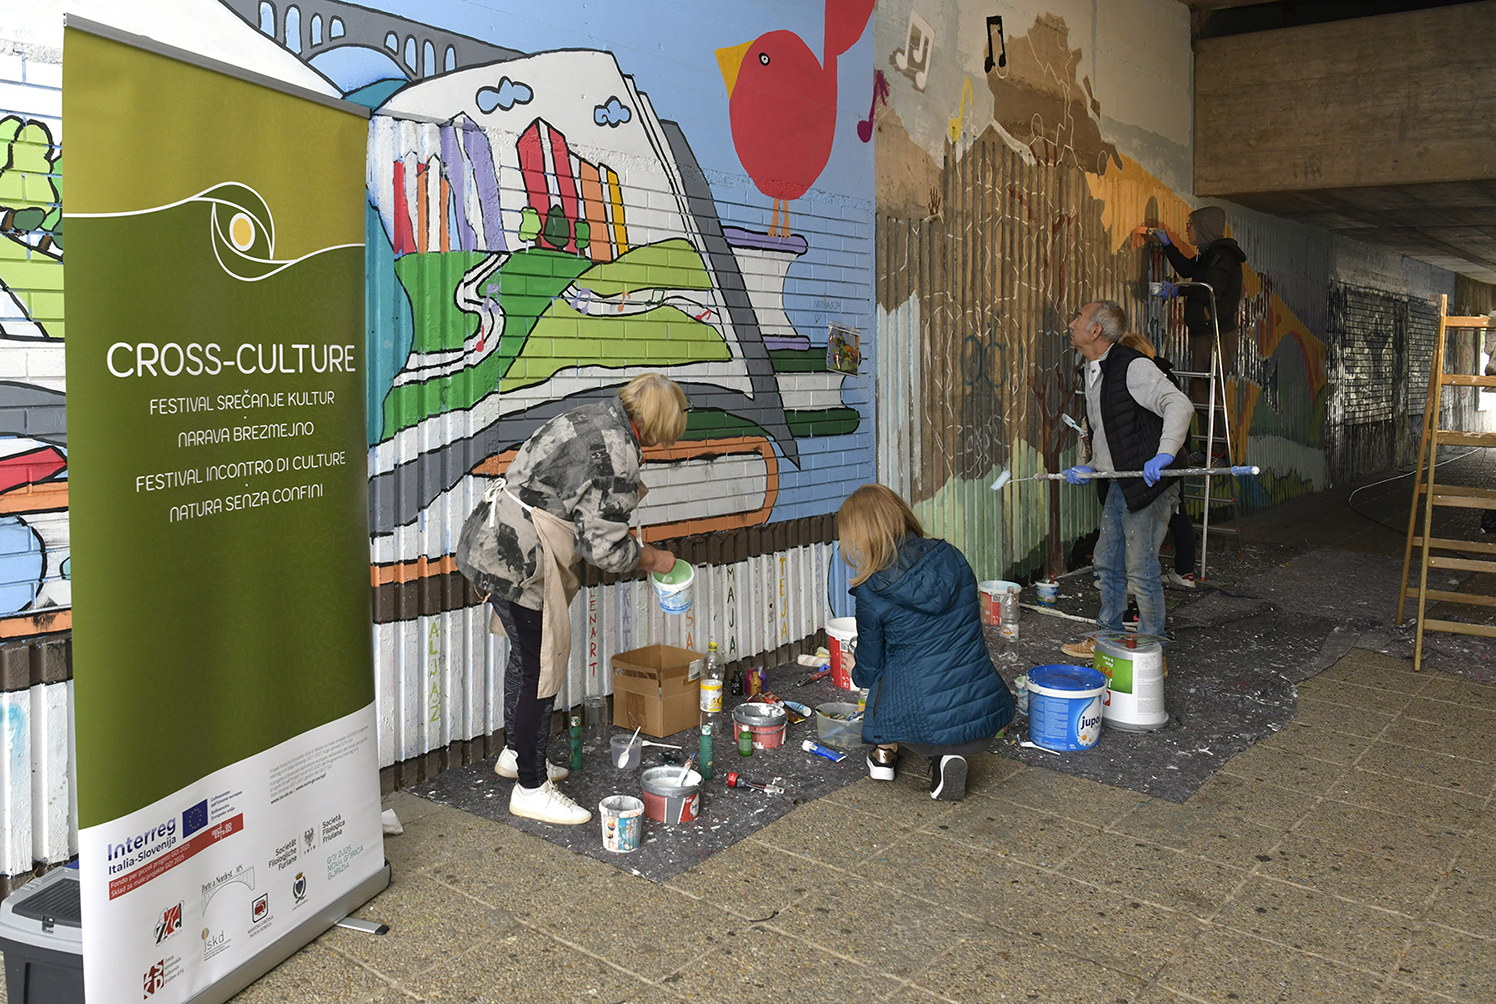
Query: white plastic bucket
1095,632,1168,732
825,617,858,690
978,580,1021,626
651,559,695,614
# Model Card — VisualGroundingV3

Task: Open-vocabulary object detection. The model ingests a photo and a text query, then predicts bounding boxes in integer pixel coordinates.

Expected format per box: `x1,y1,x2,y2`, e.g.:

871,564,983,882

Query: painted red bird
717,0,875,235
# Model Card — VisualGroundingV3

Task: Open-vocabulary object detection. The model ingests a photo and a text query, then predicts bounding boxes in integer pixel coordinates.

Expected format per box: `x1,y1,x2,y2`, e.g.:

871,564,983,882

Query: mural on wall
0,115,69,640
873,9,1333,579
201,1,879,618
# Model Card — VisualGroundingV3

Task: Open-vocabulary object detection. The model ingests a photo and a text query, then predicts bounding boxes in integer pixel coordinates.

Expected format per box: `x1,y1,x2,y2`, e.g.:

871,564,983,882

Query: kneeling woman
839,485,1015,800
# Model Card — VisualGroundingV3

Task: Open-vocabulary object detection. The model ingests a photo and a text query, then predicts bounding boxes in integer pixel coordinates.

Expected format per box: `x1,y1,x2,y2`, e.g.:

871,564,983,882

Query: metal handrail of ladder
1169,280,1236,582
1396,294,1496,670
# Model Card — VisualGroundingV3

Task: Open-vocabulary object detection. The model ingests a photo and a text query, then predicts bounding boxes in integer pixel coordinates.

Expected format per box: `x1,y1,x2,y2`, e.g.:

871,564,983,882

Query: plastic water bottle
998,587,1020,663
700,642,724,715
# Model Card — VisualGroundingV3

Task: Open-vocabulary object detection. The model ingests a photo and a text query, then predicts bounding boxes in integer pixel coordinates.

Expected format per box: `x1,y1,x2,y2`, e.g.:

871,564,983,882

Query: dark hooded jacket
850,536,1015,747
1165,238,1247,338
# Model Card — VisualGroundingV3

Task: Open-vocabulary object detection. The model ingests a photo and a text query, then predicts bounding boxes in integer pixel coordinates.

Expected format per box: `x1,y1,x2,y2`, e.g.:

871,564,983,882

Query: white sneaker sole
509,801,591,825
866,756,895,781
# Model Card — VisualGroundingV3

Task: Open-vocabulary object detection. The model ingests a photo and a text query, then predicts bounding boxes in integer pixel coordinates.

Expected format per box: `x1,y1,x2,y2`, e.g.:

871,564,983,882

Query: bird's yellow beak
716,41,751,97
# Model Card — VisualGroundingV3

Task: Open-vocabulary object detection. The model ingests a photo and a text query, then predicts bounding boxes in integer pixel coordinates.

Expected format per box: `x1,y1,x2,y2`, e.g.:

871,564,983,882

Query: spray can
699,722,714,781
568,715,583,771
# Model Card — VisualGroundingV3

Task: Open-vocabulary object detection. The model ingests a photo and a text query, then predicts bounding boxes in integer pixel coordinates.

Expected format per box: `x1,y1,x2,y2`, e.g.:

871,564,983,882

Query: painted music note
984,15,1006,73
890,11,933,91
856,70,892,143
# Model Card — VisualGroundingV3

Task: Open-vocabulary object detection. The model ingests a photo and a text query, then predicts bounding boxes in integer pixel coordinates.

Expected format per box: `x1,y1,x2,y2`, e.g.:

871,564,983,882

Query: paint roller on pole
990,465,1259,491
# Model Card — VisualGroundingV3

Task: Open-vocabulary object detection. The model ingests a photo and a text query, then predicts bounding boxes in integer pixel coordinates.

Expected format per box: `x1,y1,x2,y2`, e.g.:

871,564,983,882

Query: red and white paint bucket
732,702,788,749
978,580,1022,627
825,617,858,690
640,766,701,824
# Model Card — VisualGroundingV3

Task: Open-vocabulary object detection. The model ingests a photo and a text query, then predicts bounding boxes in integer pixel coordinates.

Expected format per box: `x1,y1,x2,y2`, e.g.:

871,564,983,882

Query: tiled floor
208,646,1495,1004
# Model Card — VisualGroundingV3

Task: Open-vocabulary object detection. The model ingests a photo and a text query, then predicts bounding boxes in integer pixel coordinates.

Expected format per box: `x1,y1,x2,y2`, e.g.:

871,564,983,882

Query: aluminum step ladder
1170,280,1239,583
1396,294,1496,670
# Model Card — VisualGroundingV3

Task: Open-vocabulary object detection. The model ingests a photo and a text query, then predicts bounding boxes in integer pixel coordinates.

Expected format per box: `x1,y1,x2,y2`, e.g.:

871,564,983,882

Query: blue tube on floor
802,739,847,763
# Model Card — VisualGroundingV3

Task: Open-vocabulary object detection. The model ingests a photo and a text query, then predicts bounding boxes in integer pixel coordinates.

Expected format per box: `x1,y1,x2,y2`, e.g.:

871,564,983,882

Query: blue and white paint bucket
1026,664,1106,751
651,559,695,614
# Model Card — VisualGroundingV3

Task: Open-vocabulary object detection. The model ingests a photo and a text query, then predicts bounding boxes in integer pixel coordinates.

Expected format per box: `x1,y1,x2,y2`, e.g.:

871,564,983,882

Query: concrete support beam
1195,2,1496,197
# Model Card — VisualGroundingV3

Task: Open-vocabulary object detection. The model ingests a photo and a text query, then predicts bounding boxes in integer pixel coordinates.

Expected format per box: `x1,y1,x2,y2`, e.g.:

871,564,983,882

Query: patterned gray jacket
456,395,645,609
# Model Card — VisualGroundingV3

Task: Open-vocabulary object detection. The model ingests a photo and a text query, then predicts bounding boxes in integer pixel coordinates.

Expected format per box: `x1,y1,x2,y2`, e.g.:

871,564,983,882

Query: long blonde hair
1119,331,1157,358
619,372,688,447
838,484,923,586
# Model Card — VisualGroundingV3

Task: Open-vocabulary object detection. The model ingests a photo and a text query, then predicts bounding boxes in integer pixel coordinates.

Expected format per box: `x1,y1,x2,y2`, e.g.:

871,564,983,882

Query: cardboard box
612,644,702,738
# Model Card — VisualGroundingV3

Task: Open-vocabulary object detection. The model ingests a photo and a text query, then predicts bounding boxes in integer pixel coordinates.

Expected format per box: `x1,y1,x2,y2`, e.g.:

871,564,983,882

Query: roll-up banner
63,19,387,1003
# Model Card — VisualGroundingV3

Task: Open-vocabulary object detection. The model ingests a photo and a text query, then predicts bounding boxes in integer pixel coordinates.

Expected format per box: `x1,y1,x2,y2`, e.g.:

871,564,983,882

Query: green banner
65,27,372,828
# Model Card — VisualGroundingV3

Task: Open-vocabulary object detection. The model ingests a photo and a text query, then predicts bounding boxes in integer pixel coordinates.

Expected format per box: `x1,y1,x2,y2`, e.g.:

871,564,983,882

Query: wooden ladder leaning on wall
1396,294,1496,670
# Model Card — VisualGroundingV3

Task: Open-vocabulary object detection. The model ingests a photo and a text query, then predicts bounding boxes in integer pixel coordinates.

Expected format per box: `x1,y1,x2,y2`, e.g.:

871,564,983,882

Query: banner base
179,861,391,1004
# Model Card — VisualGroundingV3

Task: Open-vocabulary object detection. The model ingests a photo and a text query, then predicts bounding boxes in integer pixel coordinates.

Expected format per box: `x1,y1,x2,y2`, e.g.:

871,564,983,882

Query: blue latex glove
1152,280,1178,299
1063,465,1095,485
1152,228,1172,246
1143,453,1174,486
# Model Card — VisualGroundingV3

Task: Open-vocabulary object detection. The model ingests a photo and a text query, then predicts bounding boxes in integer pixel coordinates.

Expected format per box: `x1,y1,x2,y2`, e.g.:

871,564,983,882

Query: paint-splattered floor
411,673,873,883
412,455,1496,880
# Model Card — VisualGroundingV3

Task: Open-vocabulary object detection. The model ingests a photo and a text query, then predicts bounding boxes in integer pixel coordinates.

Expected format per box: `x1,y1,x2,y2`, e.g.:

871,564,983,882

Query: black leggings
491,597,554,789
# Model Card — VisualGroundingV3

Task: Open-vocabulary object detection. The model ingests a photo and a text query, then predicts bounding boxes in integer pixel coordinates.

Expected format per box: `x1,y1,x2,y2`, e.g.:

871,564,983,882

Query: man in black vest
1059,301,1193,660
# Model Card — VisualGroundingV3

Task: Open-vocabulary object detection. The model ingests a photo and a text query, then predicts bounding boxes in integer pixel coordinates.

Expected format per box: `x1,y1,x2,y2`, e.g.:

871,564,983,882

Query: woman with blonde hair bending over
838,485,1015,800
456,373,685,825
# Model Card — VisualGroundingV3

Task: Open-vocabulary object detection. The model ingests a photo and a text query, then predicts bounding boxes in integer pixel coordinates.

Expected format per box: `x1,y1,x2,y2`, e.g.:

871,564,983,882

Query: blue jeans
1094,481,1177,640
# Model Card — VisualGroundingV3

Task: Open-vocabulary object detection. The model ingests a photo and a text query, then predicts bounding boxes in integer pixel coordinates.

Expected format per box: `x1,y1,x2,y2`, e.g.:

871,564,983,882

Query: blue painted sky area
364,0,874,202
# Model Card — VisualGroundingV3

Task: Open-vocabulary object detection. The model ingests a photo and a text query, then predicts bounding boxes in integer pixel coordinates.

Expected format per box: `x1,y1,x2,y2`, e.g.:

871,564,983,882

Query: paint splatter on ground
411,672,870,883
413,546,1492,877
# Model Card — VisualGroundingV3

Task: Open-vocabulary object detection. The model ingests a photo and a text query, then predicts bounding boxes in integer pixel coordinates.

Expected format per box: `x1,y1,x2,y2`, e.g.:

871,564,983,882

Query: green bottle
569,715,583,771
699,722,714,781
738,725,753,757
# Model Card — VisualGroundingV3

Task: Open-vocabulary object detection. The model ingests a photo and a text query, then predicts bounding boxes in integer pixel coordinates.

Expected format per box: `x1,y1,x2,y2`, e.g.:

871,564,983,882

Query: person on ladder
1144,206,1247,431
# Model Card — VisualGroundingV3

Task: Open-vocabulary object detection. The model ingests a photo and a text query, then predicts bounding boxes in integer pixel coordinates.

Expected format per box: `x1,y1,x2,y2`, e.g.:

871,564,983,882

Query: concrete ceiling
1184,1,1496,285
1228,183,1496,284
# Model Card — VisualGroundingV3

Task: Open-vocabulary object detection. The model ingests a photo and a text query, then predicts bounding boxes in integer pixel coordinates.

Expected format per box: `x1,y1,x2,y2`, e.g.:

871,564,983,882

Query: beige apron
484,479,581,701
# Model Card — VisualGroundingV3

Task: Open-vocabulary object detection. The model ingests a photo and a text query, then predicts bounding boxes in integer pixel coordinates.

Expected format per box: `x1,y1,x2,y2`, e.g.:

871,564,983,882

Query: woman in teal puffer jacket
839,484,1015,801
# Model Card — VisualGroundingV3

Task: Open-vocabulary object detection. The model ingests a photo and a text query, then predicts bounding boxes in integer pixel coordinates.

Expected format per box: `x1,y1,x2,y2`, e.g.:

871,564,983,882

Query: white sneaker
509,780,591,825
494,746,569,781
1165,570,1197,589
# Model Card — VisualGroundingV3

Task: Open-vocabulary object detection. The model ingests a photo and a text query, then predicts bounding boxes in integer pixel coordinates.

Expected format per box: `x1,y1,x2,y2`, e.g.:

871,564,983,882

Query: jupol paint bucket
1036,580,1059,606
978,580,1022,626
651,559,695,614
640,766,702,824
1026,664,1106,751
825,617,858,690
732,702,788,749
1094,632,1168,732
599,795,644,852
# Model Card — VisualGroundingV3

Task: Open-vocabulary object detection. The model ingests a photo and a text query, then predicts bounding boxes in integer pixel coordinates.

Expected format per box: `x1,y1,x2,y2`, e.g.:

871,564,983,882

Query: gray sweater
456,395,645,608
